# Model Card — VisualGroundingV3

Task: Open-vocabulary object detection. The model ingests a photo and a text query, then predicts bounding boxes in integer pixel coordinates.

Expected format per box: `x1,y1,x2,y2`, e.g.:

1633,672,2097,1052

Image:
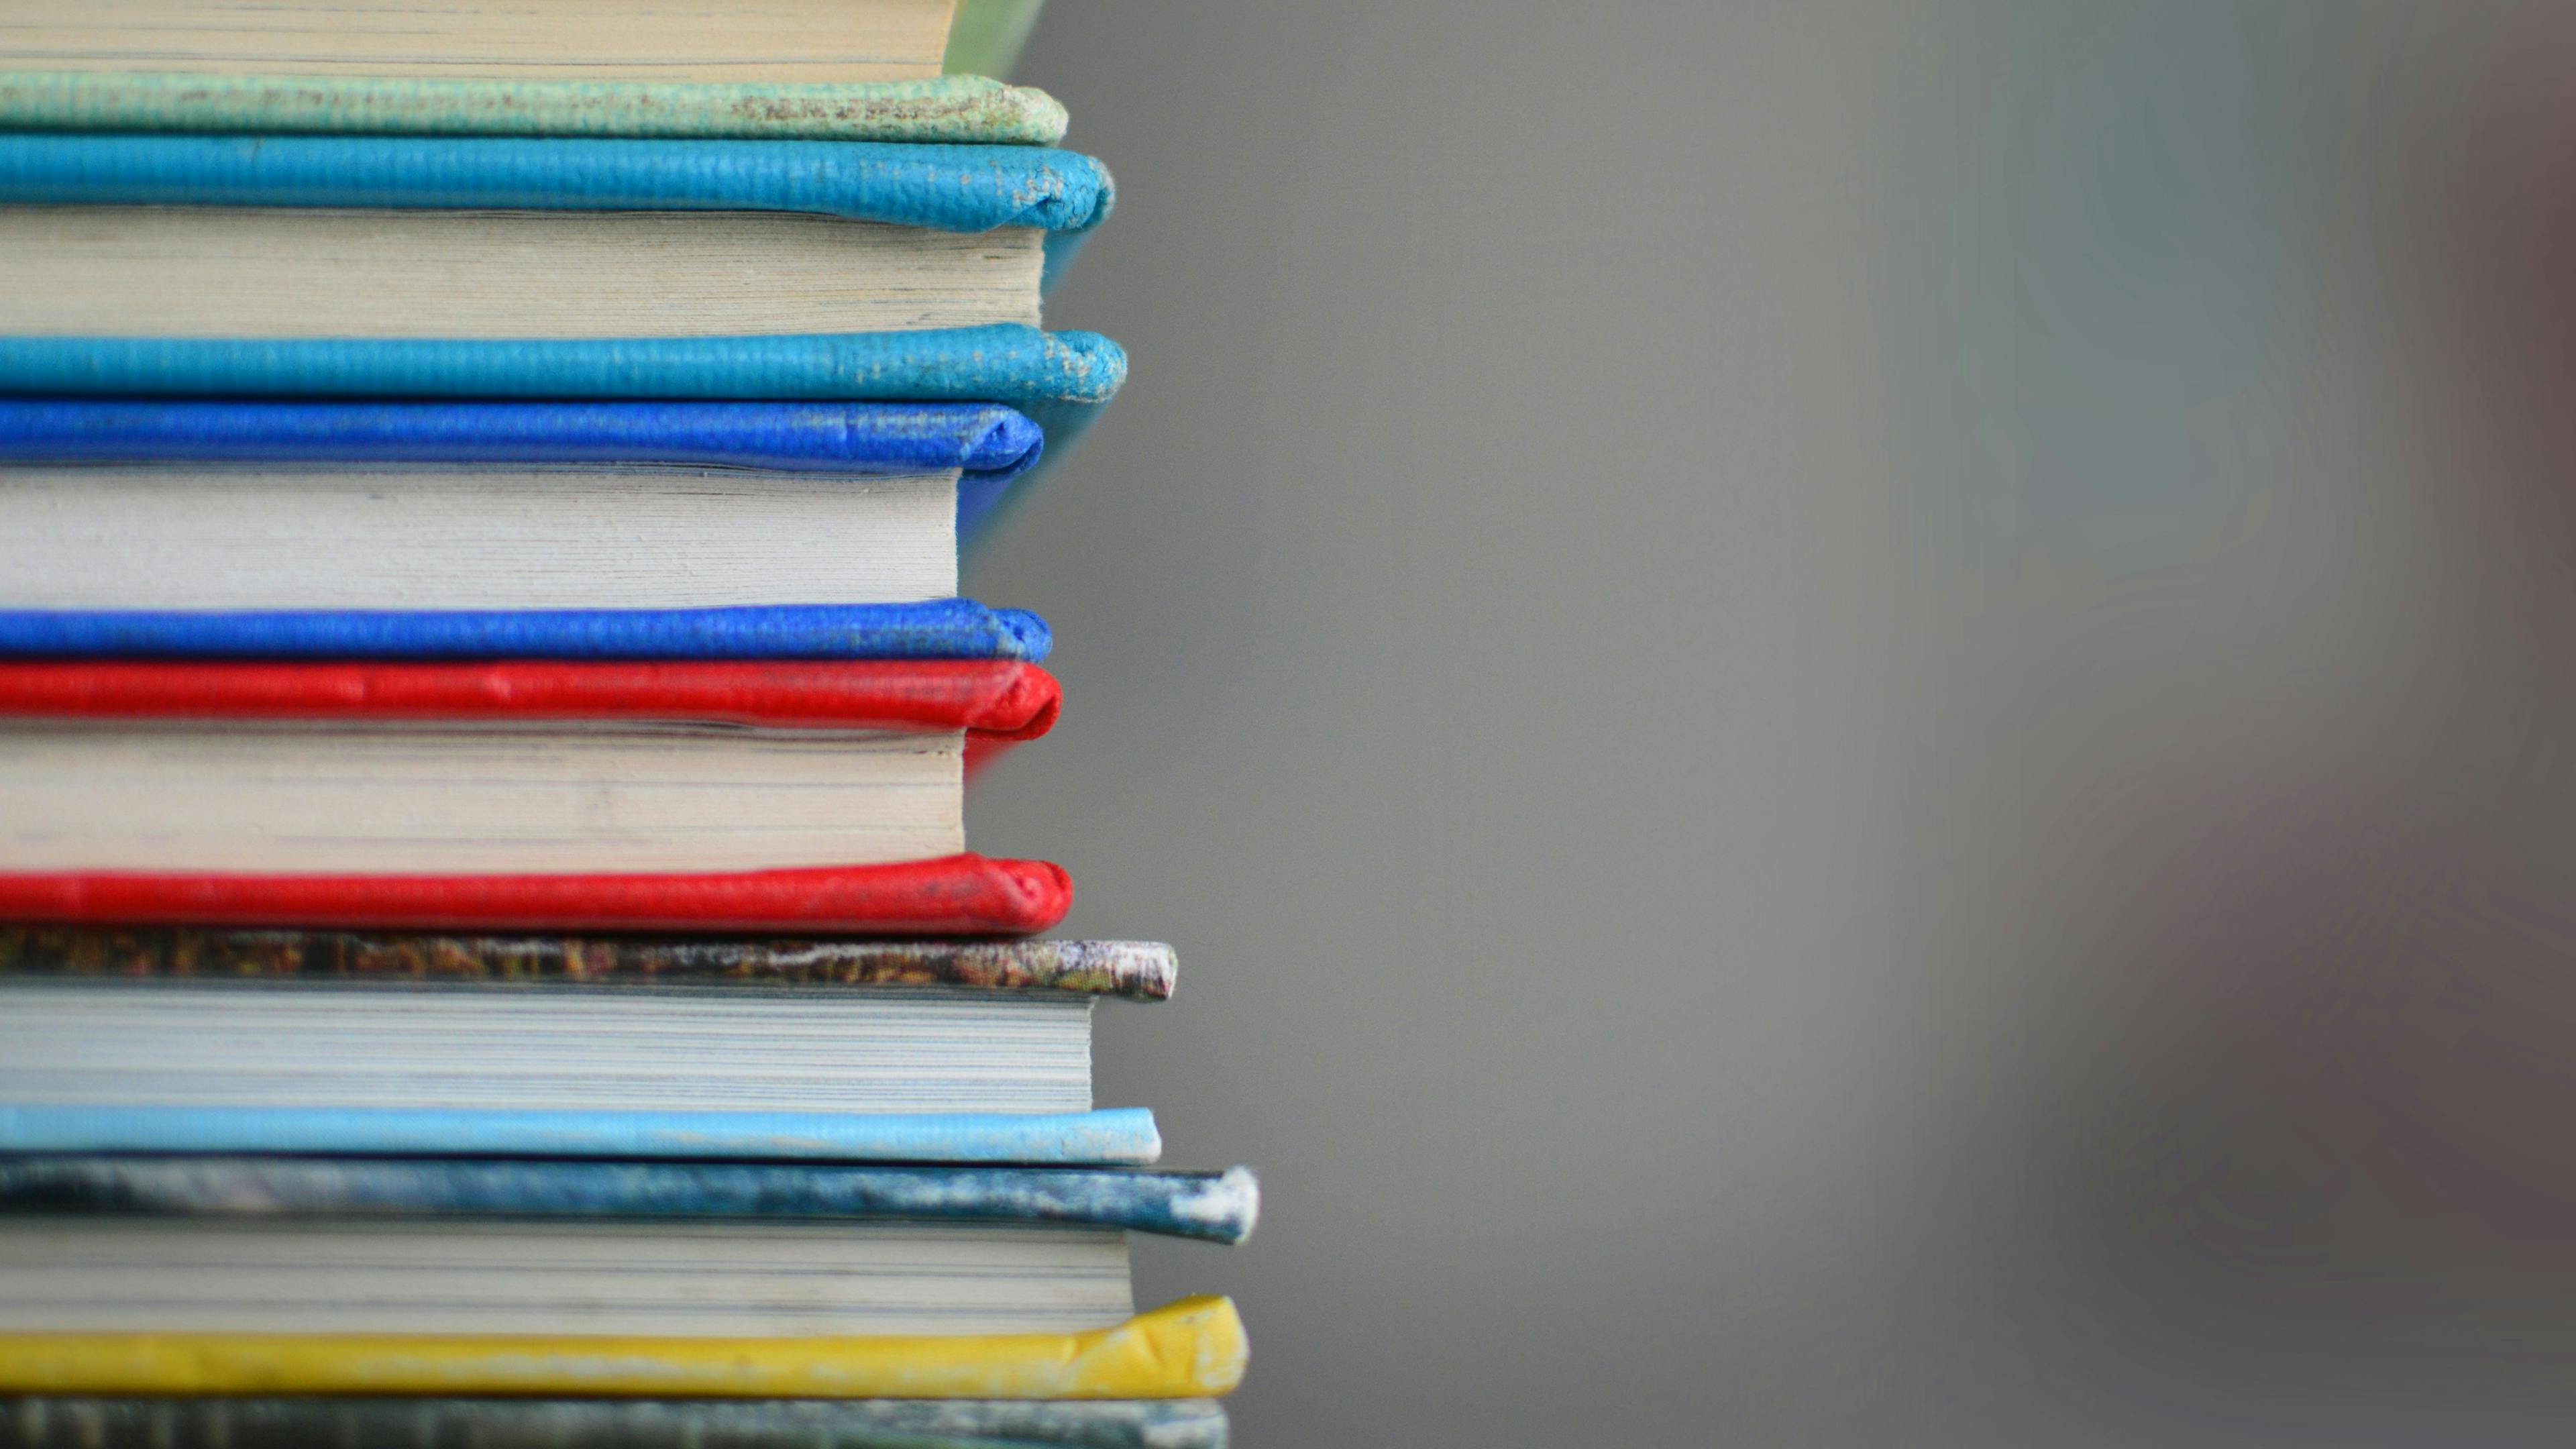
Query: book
0,1159,1246,1336
0,136,1113,337
0,661,1069,932
0,325,1127,535
0,1,965,84
0,1397,1230,1449
0,73,1070,144
0,1295,1247,1397
0,934,1161,1118
0,399,1041,608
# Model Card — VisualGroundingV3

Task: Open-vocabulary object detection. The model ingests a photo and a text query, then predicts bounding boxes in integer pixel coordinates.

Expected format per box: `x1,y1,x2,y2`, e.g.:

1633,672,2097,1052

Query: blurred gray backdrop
971,3,2576,1442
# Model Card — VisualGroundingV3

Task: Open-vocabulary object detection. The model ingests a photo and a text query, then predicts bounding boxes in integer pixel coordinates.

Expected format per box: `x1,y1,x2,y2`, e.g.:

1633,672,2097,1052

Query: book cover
0,73,1071,144
0,657,1059,774
0,1159,1258,1244
0,325,1123,535
0,1296,1246,1398
0,1397,1230,1449
0,930,1173,1000
0,600,1049,661
0,133,1112,288
0,1105,1157,1165
0,854,1071,934
0,399,1042,482
0,659,1058,733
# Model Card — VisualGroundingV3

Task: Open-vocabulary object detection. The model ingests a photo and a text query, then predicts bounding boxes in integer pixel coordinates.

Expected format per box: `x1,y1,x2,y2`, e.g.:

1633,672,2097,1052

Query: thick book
0,135,1112,334
0,400,1042,605
0,1295,1247,1397
0,1398,1229,1449
0,324,1125,536
0,73,1070,144
0,933,1163,1118
0,1,966,85
0,661,1069,932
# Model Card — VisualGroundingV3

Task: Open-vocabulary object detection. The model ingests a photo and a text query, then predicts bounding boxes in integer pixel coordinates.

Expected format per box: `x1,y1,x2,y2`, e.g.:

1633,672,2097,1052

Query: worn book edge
0,73,1067,144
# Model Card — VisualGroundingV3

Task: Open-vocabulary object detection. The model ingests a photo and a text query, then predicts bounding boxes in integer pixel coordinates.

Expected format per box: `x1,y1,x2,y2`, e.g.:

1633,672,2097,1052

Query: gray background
973,3,2576,1442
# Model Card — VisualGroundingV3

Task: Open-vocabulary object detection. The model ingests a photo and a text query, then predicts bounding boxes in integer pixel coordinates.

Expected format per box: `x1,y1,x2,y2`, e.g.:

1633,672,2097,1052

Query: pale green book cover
0,71,1066,144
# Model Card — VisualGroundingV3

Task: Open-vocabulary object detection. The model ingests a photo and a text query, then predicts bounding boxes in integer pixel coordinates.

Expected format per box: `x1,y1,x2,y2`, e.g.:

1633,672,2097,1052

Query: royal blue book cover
0,1157,1258,1244
0,325,1124,537
0,600,1051,661
0,1106,1159,1166
0,398,1040,479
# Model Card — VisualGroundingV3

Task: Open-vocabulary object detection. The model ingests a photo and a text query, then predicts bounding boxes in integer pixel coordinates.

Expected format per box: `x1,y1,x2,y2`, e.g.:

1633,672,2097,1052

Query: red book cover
0,855,1071,936
0,661,1070,934
0,658,1059,771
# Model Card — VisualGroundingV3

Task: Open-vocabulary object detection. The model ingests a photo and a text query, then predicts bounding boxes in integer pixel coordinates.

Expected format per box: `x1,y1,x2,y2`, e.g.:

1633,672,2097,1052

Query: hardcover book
0,1159,1250,1337
0,135,1113,335
0,935,1168,1128
0,325,1125,533
0,399,1044,605
0,661,1069,932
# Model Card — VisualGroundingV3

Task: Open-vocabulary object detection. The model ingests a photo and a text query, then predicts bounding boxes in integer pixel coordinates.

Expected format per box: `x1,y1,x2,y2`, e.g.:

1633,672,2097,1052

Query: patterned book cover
0,1158,1257,1244
0,1397,1228,1449
0,930,1170,1000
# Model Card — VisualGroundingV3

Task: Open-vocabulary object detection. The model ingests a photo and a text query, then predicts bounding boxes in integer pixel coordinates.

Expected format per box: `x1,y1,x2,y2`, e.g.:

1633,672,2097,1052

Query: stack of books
0,3,1251,1448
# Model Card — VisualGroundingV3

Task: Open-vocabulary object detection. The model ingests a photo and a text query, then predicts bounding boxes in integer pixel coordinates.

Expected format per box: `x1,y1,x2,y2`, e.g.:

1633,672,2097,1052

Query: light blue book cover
0,1106,1161,1165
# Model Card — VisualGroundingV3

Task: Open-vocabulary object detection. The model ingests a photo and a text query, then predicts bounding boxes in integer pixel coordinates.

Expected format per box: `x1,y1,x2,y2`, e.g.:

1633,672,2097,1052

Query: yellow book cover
0,1297,1244,1399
